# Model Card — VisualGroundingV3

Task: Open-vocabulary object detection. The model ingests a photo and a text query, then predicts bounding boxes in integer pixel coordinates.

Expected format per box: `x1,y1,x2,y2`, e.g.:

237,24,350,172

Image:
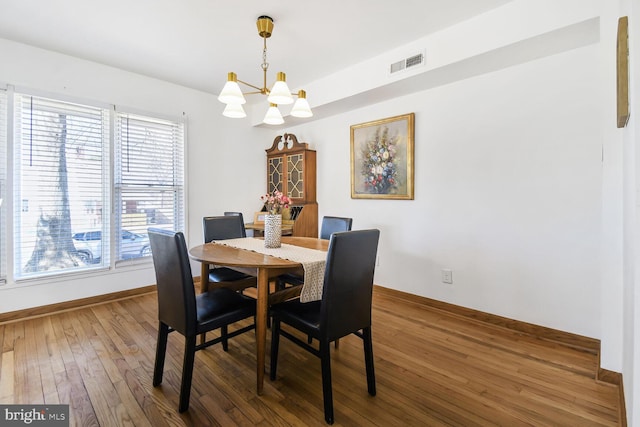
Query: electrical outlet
376,256,380,267
441,269,453,284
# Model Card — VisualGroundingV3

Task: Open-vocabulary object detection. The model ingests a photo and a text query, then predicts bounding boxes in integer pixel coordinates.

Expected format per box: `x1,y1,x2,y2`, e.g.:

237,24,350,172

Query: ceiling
0,0,512,96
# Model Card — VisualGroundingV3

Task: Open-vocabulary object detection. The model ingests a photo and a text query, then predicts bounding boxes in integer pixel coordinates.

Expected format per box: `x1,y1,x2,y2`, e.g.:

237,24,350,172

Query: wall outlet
441,269,453,284
376,256,380,266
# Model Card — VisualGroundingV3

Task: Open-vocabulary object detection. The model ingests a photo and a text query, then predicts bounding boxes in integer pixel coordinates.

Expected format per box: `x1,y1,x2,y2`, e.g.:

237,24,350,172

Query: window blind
0,89,7,283
115,112,184,262
13,94,110,278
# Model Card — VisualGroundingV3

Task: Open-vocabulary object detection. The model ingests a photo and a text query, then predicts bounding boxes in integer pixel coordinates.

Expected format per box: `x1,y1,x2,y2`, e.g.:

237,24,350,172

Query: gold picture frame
253,211,267,224
617,16,630,128
350,113,415,199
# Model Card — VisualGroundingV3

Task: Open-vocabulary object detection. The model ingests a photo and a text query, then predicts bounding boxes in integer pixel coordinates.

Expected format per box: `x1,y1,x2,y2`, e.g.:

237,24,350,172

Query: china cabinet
266,133,318,237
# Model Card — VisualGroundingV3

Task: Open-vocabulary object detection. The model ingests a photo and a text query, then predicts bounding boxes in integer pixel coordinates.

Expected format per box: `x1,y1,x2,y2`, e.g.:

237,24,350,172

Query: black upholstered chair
319,216,353,240
204,214,246,242
203,215,255,293
223,211,246,237
148,228,256,413
270,229,380,425
276,216,352,289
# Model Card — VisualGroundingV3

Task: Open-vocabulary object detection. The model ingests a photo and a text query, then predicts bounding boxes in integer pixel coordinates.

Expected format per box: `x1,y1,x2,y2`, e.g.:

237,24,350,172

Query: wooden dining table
188,236,329,394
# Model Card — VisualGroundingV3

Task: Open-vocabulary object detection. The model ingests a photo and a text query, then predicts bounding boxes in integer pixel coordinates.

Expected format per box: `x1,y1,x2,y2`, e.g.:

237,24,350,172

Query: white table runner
212,238,327,302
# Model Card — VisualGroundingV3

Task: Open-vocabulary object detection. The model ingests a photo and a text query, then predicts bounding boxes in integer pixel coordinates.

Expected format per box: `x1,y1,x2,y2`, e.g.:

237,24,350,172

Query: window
114,112,184,262
0,89,6,283
10,92,185,281
13,95,110,278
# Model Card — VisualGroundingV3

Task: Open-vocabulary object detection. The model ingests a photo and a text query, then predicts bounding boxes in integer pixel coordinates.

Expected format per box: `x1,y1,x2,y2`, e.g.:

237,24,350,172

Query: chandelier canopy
218,16,313,125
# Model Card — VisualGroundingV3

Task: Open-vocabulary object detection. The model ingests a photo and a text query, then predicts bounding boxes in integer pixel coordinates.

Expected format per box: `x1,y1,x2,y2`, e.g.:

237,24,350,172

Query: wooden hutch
266,133,318,237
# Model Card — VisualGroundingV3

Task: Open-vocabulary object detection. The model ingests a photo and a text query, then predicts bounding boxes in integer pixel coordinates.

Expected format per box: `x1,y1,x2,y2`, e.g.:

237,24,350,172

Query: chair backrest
203,215,246,242
320,229,380,341
224,212,246,237
148,228,197,337
320,216,353,240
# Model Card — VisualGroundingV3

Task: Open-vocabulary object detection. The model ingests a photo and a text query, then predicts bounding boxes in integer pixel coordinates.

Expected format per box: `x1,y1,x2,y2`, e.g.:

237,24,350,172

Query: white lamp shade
222,103,246,118
263,104,284,125
267,79,293,105
290,97,313,118
218,81,246,105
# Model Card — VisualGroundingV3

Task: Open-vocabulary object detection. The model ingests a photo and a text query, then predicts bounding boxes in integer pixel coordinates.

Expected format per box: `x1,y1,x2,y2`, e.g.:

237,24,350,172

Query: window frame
3,87,186,285
113,108,186,266
0,87,7,284
12,91,112,279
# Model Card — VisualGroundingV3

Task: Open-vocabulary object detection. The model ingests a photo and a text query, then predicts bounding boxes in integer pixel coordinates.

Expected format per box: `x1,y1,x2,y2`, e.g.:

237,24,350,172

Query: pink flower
261,191,290,214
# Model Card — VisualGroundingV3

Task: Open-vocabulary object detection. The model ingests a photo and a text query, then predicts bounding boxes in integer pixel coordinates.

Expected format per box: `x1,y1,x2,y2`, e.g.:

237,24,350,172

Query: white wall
288,43,603,339
621,0,639,423
0,38,268,313
286,2,635,407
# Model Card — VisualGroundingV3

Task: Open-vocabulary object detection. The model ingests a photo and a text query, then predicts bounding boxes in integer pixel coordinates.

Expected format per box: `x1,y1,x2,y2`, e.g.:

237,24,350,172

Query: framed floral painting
350,113,414,199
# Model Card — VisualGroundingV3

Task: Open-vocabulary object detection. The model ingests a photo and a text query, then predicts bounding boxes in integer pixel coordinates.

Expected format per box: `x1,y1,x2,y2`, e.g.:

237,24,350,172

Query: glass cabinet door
286,153,304,200
268,155,284,194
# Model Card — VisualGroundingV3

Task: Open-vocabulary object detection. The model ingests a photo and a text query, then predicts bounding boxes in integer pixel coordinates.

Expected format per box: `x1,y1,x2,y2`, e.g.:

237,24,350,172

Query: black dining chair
319,216,353,240
270,229,380,425
223,211,246,237
203,215,255,293
148,228,256,413
276,216,353,346
276,216,352,290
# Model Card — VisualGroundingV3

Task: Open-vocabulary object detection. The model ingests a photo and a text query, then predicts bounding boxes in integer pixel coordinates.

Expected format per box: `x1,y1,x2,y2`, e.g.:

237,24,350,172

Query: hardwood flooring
0,288,622,426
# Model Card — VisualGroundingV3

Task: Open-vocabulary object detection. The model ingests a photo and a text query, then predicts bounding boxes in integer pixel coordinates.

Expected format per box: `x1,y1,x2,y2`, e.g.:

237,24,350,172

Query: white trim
12,85,112,111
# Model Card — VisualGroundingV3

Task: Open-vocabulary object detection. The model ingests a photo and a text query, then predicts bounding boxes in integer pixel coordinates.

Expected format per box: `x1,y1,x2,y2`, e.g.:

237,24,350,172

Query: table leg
199,262,210,345
256,267,269,395
200,262,209,293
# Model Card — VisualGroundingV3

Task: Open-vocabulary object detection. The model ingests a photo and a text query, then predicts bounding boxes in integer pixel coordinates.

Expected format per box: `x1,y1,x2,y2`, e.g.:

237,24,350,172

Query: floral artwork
350,113,414,200
360,126,399,194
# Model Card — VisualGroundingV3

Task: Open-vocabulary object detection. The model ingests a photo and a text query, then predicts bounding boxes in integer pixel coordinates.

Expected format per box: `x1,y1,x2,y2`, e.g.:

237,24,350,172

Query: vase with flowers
260,191,290,248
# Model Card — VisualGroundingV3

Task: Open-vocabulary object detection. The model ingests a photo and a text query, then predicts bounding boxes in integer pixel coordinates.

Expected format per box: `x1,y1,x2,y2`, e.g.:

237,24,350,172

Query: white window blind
115,112,184,262
13,94,110,278
0,89,7,283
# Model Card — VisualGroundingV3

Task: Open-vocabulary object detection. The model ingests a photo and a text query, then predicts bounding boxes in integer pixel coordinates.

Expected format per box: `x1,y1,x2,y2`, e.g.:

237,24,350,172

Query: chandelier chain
261,39,269,72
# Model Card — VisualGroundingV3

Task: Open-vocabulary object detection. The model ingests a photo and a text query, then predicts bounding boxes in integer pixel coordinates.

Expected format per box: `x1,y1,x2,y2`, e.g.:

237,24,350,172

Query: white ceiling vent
389,52,425,75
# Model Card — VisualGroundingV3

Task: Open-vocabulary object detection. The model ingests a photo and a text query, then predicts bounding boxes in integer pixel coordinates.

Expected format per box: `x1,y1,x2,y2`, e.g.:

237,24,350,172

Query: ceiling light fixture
217,15,313,124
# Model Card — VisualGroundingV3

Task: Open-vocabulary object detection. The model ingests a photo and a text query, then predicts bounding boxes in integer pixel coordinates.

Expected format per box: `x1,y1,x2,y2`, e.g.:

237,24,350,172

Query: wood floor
0,288,622,426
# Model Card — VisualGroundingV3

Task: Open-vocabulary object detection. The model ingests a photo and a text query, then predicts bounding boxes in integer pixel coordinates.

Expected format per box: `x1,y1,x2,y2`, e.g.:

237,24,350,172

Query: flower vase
264,214,282,248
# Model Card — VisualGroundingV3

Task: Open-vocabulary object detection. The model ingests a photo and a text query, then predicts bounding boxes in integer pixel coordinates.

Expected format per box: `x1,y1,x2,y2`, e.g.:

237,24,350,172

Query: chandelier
217,15,313,125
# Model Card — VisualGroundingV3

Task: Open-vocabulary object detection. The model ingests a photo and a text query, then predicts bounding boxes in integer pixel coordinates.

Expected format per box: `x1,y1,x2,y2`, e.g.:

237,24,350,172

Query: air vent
389,52,425,75
390,60,406,74
406,53,423,68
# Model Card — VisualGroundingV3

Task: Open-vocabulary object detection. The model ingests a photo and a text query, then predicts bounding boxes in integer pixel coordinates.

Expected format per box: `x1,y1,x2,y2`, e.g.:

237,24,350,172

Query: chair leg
153,322,169,387
319,340,334,425
221,325,229,351
362,327,376,396
178,336,197,413
269,318,281,381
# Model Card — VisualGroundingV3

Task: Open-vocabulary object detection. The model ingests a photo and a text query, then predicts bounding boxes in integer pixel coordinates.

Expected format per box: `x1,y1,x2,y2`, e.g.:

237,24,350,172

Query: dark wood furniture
266,133,318,237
